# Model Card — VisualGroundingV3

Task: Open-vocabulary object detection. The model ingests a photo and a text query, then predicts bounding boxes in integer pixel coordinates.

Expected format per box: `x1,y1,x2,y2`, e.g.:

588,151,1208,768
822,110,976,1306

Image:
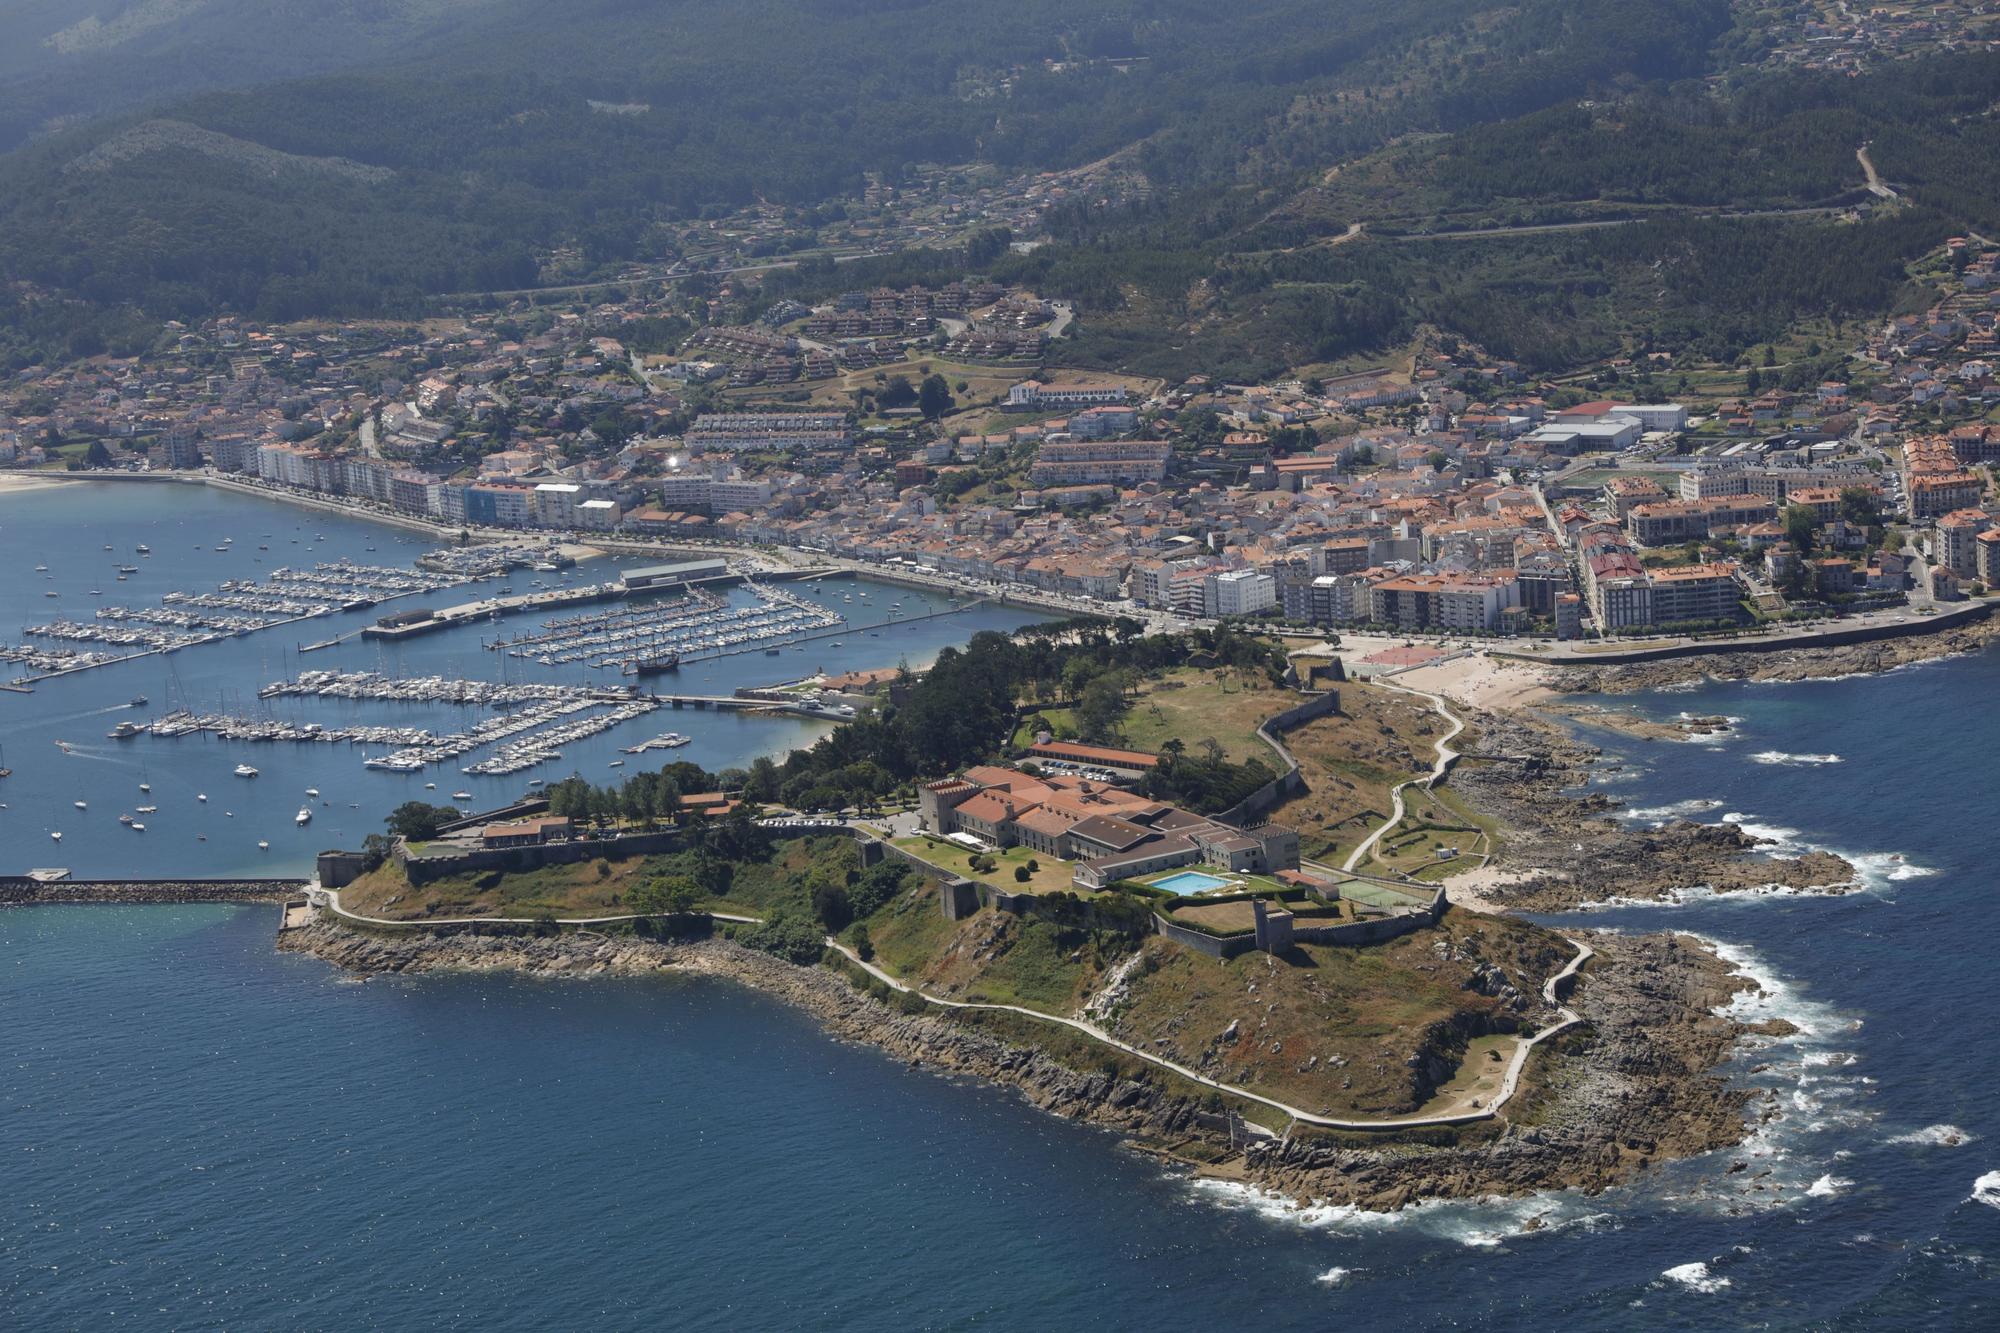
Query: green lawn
891,835,1080,894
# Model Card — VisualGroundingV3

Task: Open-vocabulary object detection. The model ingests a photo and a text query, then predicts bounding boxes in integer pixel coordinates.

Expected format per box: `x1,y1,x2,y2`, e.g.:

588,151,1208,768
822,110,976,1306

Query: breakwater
0,877,303,905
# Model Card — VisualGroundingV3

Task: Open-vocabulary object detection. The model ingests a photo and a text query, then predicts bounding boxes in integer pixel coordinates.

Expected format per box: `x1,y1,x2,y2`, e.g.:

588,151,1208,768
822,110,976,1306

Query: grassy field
1018,666,1292,762
1266,678,1442,865
1165,897,1356,933
339,835,853,920
1102,911,1569,1118
1363,785,1489,879
891,835,1079,895
860,897,1119,1016
800,357,1034,415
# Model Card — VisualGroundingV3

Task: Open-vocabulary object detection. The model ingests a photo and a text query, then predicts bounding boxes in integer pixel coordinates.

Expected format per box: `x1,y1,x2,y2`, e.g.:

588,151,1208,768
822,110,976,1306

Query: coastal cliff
279,917,1769,1212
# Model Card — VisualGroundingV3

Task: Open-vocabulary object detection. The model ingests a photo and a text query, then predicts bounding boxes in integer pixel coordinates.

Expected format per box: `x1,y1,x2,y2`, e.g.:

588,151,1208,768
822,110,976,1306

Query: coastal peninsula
270,626,1821,1210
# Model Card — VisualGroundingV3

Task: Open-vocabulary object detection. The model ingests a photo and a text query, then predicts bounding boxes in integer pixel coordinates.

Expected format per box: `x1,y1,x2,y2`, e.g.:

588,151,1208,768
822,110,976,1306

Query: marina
492,581,844,669
0,481,1049,876
4,553,502,684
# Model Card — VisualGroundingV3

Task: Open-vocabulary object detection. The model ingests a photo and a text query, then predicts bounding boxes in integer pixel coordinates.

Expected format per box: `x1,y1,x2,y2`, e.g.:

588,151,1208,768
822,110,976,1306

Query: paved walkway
310,841,1591,1134
823,930,1589,1135
1342,673,1467,873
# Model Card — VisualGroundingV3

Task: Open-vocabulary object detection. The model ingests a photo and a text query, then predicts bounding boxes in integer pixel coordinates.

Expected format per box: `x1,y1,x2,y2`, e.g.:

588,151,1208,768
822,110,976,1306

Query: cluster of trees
729,622,1285,813
1139,743,1278,815
543,762,715,828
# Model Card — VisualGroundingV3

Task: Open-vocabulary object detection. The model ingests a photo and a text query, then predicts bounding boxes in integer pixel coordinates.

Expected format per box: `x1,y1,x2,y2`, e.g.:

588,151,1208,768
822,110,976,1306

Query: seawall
0,877,304,906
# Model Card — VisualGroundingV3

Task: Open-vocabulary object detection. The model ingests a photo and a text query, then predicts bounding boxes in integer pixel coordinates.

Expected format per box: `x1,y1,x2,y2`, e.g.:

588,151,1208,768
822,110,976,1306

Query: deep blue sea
5,484,2000,1327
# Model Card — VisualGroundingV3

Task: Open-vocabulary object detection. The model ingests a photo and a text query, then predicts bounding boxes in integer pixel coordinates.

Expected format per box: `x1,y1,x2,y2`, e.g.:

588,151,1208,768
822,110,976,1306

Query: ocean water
0,482,1042,876
6,492,2000,1327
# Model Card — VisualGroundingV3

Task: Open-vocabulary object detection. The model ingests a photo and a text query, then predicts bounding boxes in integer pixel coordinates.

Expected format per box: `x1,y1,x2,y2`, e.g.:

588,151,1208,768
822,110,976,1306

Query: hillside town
4,239,1999,641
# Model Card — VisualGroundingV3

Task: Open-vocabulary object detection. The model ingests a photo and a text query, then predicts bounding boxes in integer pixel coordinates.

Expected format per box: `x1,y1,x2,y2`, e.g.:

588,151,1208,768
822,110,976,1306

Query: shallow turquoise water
1150,870,1232,894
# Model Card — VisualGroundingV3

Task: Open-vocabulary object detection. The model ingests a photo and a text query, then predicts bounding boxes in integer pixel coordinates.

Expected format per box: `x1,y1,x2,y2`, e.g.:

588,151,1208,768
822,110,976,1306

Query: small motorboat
257,840,269,850
305,787,320,798
451,791,472,801
73,799,87,810
234,764,258,778
131,823,145,832
50,831,62,841
295,807,312,825
197,793,208,802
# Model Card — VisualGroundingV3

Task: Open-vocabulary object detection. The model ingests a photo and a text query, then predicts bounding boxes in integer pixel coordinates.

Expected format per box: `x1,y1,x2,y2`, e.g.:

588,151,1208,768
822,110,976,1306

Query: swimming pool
1150,870,1231,895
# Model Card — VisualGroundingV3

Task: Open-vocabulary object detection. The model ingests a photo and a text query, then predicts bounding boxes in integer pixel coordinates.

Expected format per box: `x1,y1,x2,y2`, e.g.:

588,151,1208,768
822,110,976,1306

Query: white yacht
234,764,258,778
295,807,312,825
305,787,320,798
197,793,208,802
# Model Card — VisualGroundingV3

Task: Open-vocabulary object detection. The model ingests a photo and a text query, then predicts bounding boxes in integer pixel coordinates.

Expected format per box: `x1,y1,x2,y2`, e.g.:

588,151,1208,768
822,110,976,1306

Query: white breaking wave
1661,1261,1731,1293
1887,1125,1977,1148
1185,1179,1614,1247
1806,1174,1854,1198
1846,852,1940,888
1721,813,1803,851
1621,797,1725,824
1970,1171,2000,1210
1748,751,1843,766
1801,1051,1858,1069
1699,936,1841,1041
1718,814,1936,893
1314,1267,1356,1287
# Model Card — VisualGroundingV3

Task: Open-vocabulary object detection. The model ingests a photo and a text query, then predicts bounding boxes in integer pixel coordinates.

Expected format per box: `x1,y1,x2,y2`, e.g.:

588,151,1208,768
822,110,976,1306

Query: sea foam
1748,751,1843,766
1887,1125,1977,1148
1661,1262,1731,1293
1970,1171,2000,1210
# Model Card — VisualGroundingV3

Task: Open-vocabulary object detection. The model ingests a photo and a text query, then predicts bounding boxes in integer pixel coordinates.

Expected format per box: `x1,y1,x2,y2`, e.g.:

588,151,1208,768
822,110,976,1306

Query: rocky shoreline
277,916,1771,1212
1447,711,1854,912
1558,614,2000,694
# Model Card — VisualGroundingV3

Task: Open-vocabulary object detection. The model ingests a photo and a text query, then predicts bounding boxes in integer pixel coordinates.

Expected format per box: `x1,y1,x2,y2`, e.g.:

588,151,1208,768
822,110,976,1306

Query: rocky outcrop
1560,615,2000,694
1446,712,1855,911
1245,934,1763,1208
280,917,1768,1212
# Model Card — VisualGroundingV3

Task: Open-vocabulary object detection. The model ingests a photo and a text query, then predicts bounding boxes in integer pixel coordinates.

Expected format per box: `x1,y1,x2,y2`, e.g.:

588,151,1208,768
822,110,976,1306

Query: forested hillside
0,0,1732,320
0,0,1994,381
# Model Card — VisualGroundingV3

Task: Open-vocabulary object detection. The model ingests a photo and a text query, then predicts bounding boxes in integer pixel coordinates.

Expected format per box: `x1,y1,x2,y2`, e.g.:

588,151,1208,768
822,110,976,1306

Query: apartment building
684,413,851,452
1646,562,1743,623
1205,567,1277,618
1028,440,1172,486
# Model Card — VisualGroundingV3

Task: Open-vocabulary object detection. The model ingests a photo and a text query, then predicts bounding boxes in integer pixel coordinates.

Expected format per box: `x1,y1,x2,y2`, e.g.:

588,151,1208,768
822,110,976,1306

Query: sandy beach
0,473,75,497
1390,651,1557,712
1437,862,1554,915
